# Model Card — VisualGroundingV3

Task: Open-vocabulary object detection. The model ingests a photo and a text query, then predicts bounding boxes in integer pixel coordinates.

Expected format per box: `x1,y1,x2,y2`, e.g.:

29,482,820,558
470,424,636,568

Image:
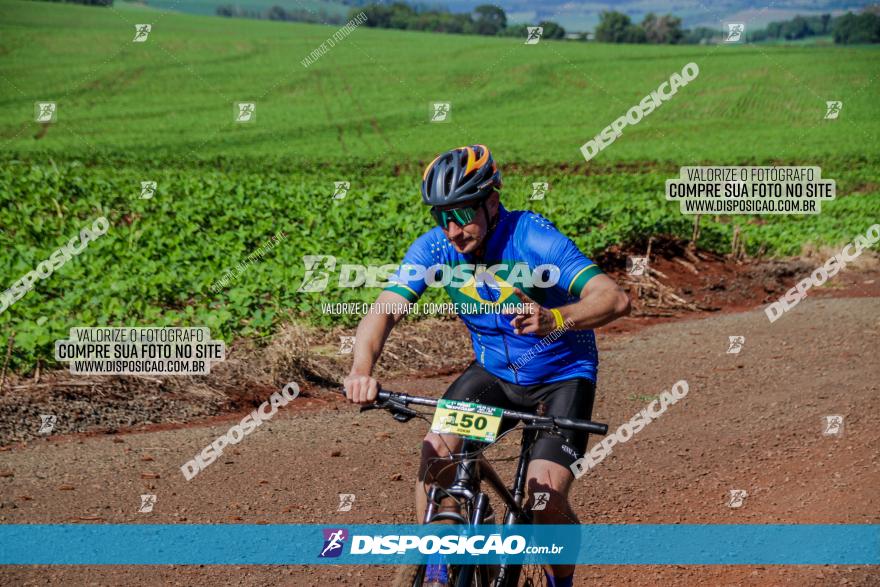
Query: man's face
436,192,499,254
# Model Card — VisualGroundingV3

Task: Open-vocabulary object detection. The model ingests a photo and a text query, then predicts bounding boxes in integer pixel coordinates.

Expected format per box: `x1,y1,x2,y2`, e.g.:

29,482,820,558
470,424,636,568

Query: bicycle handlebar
362,388,608,436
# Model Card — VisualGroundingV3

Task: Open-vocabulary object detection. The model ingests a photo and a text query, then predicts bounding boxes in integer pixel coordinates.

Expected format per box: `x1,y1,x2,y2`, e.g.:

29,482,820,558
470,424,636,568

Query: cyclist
345,144,630,587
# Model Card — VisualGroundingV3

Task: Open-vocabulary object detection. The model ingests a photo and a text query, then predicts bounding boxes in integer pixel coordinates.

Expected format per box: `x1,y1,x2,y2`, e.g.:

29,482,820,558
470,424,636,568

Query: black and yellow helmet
421,144,502,207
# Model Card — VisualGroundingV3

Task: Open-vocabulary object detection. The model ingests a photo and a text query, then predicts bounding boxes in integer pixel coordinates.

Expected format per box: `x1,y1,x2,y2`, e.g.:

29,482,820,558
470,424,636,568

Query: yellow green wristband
550,308,565,330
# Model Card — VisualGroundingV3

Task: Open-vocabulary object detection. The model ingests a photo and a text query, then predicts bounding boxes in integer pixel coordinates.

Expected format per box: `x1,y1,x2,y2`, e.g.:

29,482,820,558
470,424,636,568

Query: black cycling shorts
441,361,596,469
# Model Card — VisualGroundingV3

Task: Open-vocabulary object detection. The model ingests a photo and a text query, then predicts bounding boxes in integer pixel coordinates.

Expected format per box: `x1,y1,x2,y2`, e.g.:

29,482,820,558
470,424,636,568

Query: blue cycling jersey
385,205,603,385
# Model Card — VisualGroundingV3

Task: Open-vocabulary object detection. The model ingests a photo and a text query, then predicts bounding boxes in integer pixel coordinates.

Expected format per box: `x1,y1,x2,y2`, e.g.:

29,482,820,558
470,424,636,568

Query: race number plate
430,400,503,443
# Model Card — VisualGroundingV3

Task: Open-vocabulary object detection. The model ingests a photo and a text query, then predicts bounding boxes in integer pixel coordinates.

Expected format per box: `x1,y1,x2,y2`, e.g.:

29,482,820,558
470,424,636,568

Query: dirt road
1,294,878,586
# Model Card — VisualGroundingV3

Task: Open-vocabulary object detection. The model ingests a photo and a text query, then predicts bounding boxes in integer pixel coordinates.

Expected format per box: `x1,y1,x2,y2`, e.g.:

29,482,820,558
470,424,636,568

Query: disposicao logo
319,529,349,558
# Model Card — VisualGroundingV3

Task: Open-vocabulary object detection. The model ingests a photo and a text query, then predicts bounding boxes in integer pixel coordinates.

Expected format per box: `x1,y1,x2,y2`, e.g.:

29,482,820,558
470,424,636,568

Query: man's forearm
349,311,395,375
556,288,629,330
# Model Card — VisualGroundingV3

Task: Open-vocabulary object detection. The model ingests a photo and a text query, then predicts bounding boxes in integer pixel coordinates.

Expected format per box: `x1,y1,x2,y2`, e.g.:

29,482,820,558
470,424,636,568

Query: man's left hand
506,288,558,336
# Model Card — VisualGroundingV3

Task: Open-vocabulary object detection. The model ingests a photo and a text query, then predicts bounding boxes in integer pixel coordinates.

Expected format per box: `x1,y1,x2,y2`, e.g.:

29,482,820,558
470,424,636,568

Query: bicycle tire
390,516,494,587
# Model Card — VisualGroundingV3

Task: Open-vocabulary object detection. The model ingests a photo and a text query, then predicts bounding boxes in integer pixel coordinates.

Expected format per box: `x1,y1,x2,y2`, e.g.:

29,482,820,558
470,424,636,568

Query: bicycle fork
424,438,482,525
422,439,491,587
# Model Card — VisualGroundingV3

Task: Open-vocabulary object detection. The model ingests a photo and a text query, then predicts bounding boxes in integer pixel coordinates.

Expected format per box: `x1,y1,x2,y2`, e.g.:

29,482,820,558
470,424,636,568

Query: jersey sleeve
383,230,440,303
521,213,603,297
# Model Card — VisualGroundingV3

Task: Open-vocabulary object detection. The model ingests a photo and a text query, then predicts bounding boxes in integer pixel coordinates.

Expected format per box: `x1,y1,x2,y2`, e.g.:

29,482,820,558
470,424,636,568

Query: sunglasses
430,201,484,228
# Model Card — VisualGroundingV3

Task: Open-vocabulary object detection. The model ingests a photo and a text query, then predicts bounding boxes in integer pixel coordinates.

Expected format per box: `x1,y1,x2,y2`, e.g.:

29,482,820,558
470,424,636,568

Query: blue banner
0,524,877,565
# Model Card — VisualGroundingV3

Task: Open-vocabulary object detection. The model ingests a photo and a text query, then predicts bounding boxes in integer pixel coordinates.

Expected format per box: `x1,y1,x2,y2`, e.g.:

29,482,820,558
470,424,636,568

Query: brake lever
386,399,419,422
357,398,418,423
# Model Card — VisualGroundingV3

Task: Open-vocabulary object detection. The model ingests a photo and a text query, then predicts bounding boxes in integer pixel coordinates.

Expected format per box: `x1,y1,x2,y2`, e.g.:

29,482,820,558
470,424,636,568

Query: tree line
32,0,880,44
29,0,113,6
350,4,879,45
594,9,880,44
350,3,567,38
216,4,347,25
214,2,567,39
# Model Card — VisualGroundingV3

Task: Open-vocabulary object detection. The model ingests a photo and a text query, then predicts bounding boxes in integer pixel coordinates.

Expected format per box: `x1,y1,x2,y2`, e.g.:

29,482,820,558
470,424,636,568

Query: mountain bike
356,389,608,587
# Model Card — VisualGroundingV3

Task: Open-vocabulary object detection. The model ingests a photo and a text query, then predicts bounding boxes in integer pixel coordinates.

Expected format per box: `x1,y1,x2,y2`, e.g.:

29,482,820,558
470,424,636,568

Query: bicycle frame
361,389,607,587
422,428,540,586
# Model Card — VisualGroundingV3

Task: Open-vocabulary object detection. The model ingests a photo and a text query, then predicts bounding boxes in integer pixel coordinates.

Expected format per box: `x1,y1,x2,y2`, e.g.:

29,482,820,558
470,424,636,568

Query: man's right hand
344,373,380,405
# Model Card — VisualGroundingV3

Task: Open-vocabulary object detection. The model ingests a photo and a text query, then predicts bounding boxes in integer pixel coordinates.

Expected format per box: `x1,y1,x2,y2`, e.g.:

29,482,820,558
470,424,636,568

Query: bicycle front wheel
391,558,494,587
513,564,547,587
390,517,494,587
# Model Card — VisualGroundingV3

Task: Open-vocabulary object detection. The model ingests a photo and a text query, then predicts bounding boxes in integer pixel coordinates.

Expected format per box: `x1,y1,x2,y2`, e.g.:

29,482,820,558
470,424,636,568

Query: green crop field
1,0,878,370
2,0,879,162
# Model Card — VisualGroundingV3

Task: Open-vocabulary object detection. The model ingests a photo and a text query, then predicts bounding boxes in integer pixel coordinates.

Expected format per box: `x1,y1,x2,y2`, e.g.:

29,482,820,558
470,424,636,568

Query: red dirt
1,260,877,587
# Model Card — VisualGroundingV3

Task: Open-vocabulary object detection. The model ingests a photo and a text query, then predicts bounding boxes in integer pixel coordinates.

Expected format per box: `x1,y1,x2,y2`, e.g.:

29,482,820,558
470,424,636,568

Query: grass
0,0,878,164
